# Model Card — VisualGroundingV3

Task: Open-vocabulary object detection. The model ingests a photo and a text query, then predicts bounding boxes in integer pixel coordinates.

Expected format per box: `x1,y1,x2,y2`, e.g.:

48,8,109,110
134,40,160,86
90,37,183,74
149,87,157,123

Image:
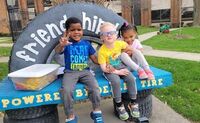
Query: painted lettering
76,89,83,97
92,16,98,32
152,79,157,86
140,79,164,88
103,86,109,93
31,33,46,48
84,89,88,96
23,43,39,55
36,94,43,103
45,23,62,38
16,51,36,62
2,99,9,108
141,80,146,88
123,83,127,90
99,87,102,93
147,80,151,87
60,15,68,31
12,98,21,106
44,93,52,101
158,79,163,85
37,29,51,42
95,18,104,34
22,96,34,104
53,92,61,100
82,12,92,31
1,92,63,109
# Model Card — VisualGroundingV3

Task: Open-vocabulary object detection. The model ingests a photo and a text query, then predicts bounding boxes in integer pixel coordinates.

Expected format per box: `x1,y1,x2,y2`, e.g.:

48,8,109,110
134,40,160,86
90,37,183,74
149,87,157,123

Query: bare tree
193,0,200,26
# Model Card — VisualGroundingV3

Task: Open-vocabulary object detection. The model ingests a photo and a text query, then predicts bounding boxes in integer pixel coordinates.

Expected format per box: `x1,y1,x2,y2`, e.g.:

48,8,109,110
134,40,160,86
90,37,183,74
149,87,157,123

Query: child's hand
106,64,115,73
59,32,72,47
122,46,133,56
125,50,132,56
115,69,129,76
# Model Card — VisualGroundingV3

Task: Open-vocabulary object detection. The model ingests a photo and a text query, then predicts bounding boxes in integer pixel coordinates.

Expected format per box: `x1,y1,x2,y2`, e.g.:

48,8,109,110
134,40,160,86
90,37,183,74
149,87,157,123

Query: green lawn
0,37,12,43
142,27,200,53
146,56,200,122
0,63,8,81
0,47,11,57
137,26,158,35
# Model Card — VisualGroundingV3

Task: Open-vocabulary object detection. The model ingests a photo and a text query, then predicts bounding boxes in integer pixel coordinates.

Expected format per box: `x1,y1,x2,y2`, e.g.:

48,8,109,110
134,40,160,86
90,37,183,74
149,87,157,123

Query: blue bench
0,66,173,111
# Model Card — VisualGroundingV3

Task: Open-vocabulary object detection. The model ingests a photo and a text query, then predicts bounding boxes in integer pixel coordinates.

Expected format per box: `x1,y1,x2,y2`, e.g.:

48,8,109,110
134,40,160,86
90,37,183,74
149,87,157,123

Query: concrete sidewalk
0,57,9,63
0,43,13,47
0,96,191,123
57,96,191,123
143,45,200,62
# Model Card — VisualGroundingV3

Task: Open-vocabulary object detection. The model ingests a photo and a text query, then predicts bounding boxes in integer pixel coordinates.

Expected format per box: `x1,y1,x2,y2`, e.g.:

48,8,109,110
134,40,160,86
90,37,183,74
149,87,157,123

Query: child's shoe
128,103,140,118
116,104,129,121
138,68,148,79
145,69,155,80
65,115,78,123
90,111,104,123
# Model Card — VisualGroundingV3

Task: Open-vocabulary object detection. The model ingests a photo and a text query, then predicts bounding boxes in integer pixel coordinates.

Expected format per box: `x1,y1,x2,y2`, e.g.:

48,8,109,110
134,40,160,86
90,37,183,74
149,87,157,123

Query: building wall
152,0,170,10
182,0,193,8
152,0,193,10
0,0,10,34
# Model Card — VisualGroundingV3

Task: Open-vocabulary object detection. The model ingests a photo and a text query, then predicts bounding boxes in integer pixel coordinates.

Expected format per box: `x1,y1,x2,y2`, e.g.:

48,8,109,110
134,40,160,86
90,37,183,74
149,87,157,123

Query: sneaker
138,68,148,79
116,104,129,121
65,115,78,123
145,69,155,80
128,103,140,118
90,111,104,123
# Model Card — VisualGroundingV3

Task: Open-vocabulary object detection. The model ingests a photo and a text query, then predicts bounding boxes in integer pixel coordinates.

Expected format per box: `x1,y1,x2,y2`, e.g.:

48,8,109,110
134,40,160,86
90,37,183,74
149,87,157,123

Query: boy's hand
59,32,72,47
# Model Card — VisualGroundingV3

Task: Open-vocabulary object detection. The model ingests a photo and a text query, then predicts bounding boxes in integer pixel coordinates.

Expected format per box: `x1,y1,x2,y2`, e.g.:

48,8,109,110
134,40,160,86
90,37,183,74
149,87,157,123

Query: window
152,9,170,22
181,7,193,21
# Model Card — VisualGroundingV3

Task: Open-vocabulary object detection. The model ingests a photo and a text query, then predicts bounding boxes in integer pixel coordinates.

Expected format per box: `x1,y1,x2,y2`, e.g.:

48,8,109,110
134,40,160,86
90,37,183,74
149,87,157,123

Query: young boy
98,22,140,121
55,17,104,123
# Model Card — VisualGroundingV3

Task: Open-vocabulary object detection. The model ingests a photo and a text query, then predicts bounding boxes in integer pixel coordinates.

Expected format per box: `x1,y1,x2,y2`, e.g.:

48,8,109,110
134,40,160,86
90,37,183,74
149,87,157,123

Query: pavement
57,96,191,123
0,29,197,123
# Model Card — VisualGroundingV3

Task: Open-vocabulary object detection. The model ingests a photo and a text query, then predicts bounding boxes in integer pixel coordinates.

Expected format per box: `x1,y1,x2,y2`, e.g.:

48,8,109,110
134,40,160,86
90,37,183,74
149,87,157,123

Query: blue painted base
0,66,173,111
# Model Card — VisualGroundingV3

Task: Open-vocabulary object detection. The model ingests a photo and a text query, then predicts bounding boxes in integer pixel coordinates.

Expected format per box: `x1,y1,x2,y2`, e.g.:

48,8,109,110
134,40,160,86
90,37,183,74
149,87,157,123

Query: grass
0,63,8,81
137,26,158,35
142,27,200,53
146,56,200,122
0,47,12,57
0,37,12,43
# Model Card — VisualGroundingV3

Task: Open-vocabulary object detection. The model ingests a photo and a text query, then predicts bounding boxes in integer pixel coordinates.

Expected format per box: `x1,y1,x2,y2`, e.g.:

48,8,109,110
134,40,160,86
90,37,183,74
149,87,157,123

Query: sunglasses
100,31,117,36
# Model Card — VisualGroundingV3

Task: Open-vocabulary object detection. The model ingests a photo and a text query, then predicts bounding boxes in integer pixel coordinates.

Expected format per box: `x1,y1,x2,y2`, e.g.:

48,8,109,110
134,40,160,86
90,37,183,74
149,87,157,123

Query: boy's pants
61,70,101,116
103,72,137,103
